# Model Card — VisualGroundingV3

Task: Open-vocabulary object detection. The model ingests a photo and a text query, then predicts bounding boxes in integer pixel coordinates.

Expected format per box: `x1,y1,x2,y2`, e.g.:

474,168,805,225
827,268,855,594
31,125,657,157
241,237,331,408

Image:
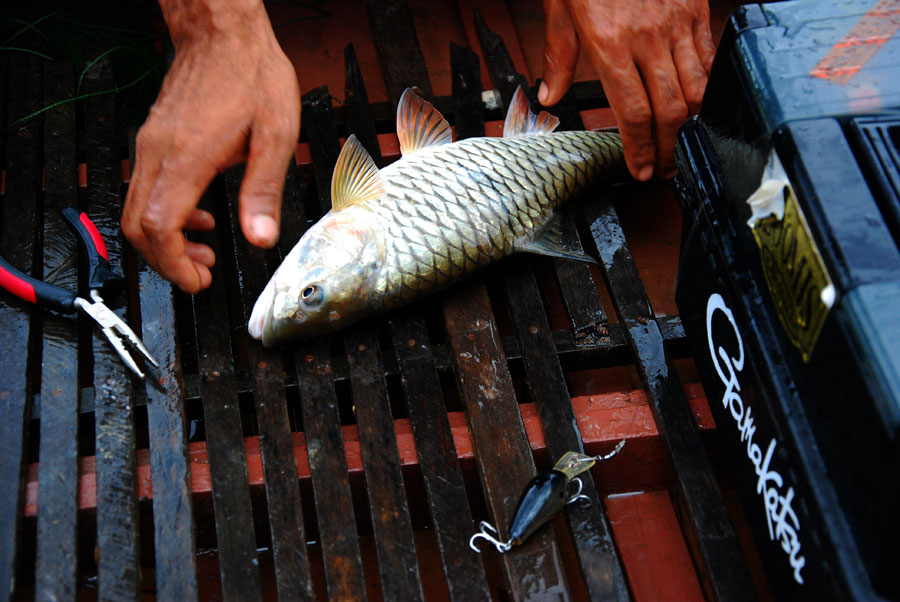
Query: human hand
539,0,715,180
123,0,300,293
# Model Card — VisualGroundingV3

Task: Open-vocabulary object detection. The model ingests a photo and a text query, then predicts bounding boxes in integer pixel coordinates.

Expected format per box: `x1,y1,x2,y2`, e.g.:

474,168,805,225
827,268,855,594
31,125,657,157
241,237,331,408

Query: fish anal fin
331,134,385,211
515,213,597,263
397,88,452,156
503,86,560,138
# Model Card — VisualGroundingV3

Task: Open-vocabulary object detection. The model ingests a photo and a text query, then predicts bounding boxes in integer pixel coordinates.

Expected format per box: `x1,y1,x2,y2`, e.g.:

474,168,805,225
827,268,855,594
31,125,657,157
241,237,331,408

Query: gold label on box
752,187,833,362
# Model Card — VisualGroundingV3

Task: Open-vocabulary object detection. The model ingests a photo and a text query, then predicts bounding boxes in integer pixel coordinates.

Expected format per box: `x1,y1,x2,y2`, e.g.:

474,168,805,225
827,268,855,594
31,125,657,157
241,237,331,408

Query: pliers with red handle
0,207,158,379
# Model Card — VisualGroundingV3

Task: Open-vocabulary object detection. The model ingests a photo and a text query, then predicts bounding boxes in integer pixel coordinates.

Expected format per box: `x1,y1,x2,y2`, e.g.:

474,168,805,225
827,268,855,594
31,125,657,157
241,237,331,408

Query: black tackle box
673,1,900,600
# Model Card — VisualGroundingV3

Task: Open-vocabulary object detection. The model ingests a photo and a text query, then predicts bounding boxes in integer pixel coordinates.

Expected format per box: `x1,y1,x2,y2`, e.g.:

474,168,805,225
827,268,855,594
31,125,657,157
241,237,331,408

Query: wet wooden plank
366,0,434,109
0,51,41,602
294,87,367,600
81,49,141,602
582,197,756,601
345,329,425,601
389,313,493,602
446,45,571,601
189,194,262,602
503,261,629,601
223,166,314,602
34,59,80,602
125,129,199,602
138,263,200,601
475,16,610,346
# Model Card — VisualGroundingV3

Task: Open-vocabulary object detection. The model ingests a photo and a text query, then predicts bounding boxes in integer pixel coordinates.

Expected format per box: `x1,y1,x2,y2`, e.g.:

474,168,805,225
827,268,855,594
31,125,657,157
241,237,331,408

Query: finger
143,154,219,292
185,240,216,267
122,126,167,269
673,36,708,115
539,0,579,106
593,57,655,181
184,208,216,231
239,120,296,248
636,50,688,177
693,5,716,73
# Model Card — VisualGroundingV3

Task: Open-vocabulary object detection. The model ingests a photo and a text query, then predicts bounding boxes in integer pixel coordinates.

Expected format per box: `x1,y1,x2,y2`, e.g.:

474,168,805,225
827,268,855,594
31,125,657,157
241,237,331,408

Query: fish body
249,87,625,345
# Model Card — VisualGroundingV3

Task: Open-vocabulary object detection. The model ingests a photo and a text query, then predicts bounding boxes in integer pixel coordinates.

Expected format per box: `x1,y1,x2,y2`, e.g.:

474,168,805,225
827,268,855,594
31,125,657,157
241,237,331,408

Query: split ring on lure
469,440,625,554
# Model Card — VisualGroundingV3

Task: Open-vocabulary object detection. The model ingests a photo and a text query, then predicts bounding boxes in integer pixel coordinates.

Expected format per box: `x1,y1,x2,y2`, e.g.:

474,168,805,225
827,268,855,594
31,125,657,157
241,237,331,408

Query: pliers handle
0,208,157,378
0,208,122,312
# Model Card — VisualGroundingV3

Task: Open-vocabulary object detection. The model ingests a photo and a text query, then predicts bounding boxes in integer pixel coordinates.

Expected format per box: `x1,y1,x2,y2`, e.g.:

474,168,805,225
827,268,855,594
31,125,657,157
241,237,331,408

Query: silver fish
249,86,625,345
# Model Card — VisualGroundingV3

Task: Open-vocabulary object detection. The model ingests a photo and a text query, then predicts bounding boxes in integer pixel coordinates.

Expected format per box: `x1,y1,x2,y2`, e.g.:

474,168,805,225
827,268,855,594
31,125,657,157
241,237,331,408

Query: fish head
248,211,382,345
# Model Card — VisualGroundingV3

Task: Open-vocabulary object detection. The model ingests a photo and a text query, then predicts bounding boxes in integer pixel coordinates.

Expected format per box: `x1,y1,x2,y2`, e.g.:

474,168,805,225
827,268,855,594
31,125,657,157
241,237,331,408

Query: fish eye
300,284,324,306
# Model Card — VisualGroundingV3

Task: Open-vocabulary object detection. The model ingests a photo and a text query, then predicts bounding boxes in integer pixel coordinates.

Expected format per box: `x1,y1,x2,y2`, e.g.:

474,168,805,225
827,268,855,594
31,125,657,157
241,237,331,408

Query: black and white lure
469,440,625,554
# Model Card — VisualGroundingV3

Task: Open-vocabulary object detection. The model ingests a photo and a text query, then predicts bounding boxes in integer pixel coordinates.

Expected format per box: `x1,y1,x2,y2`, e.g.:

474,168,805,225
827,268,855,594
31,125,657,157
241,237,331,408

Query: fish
249,85,626,346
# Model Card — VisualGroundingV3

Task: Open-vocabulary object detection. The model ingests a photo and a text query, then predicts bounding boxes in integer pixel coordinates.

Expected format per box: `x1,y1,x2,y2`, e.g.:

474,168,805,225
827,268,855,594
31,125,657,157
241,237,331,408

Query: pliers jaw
74,290,159,380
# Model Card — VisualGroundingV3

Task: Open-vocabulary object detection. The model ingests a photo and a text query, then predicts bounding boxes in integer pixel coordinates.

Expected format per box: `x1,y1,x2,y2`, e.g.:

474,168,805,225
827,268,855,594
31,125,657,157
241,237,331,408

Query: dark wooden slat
390,313,493,602
189,195,263,602
0,51,41,602
366,0,434,109
81,50,141,602
339,47,424,599
34,59,79,602
293,341,369,601
294,88,368,600
138,263,199,601
301,86,341,217
503,262,629,601
472,10,528,109
446,45,570,601
343,44,384,166
345,329,425,601
583,197,757,601
127,125,199,602
443,285,571,601
223,166,315,602
474,17,610,346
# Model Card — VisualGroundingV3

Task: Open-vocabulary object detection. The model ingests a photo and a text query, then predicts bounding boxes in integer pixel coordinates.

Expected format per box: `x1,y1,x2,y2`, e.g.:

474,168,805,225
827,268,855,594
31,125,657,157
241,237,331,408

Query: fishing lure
469,440,624,553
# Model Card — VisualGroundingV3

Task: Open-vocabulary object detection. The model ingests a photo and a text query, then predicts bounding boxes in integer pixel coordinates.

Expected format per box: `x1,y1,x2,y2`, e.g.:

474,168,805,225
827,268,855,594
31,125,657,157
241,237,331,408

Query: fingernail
251,215,278,243
538,82,549,105
638,166,654,181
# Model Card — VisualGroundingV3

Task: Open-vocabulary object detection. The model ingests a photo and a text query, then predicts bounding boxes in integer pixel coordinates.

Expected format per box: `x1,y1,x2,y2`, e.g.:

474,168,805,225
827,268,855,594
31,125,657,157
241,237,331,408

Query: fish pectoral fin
331,134,385,211
515,214,598,264
397,88,452,156
503,86,559,138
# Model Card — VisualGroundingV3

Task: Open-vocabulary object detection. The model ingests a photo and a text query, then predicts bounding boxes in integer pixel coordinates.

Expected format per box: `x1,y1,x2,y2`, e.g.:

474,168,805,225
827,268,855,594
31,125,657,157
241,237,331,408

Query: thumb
239,124,295,248
539,0,579,106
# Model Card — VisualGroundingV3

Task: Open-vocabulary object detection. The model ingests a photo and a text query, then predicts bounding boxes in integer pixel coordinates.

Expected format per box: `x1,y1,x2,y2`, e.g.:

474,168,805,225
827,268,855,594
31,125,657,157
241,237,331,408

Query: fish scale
367,131,623,306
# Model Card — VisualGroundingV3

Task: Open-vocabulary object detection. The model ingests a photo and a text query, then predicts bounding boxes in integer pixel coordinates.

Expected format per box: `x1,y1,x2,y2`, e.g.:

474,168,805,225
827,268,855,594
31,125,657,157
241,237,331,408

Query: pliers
0,208,158,379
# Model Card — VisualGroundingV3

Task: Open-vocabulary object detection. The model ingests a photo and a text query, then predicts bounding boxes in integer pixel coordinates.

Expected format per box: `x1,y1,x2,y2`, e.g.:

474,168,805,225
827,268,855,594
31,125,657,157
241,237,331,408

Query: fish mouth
248,279,276,343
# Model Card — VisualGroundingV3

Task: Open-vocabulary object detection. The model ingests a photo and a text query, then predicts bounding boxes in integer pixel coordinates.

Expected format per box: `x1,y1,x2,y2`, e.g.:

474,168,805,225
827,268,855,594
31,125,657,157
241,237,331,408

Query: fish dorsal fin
503,86,559,138
515,212,598,263
396,88,452,156
331,134,385,211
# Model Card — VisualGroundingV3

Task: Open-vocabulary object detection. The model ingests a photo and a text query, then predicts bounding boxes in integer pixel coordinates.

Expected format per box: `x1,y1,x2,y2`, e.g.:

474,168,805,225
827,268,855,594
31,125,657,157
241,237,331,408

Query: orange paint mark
811,0,900,84
23,387,714,516
78,163,87,188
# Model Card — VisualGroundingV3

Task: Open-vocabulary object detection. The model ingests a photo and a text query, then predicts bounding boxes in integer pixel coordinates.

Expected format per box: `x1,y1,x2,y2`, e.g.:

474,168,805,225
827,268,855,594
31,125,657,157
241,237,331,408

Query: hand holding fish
538,0,716,181
122,0,300,293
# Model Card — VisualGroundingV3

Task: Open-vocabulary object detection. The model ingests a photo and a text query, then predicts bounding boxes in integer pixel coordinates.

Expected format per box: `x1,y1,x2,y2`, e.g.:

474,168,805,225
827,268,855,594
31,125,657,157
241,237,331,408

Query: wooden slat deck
0,2,766,600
